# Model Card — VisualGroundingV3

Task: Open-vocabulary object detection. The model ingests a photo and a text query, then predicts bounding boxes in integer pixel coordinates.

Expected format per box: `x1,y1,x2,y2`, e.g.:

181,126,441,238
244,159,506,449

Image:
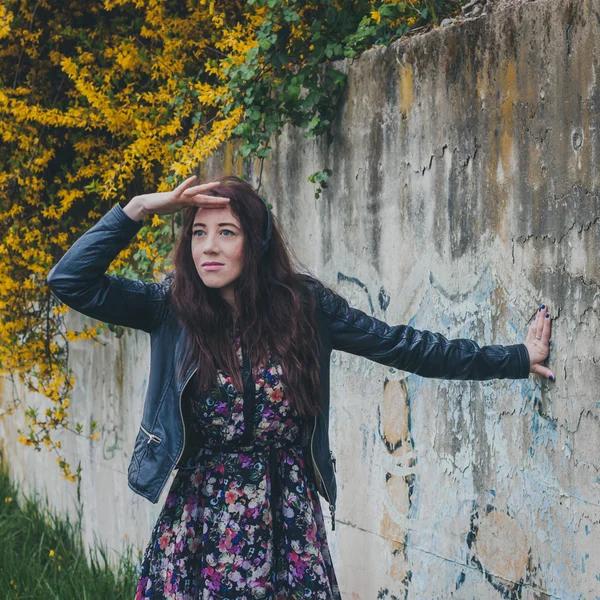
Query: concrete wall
0,314,162,561
1,0,599,597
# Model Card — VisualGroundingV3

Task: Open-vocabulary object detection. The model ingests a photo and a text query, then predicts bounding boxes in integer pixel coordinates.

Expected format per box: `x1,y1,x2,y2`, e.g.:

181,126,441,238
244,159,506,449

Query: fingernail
540,304,545,310
545,313,550,319
549,375,554,381
534,316,536,321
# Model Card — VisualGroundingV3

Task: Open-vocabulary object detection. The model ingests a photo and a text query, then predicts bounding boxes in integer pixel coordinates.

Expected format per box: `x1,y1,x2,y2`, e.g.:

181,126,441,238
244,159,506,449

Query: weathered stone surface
1,0,598,597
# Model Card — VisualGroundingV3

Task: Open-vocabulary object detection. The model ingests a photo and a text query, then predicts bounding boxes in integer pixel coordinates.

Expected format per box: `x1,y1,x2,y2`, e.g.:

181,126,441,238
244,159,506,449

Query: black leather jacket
47,203,530,520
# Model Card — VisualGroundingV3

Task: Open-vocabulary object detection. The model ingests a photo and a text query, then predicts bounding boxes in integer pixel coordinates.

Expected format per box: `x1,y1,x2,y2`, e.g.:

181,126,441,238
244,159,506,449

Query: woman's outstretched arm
308,278,553,381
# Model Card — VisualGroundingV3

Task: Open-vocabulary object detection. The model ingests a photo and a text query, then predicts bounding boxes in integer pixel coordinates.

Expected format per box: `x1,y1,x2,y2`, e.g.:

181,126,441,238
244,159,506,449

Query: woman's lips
202,262,224,271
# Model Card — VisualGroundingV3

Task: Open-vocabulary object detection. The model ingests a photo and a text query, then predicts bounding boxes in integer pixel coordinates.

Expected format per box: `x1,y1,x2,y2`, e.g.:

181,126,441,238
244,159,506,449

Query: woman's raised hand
124,176,229,221
525,304,554,381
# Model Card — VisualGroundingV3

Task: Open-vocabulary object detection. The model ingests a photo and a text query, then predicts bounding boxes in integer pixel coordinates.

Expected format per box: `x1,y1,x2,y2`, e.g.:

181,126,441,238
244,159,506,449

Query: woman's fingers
526,319,536,344
535,305,551,353
173,175,198,195
181,182,229,207
135,178,227,215
532,363,554,380
536,305,546,339
186,193,230,207
542,308,552,345
182,182,223,196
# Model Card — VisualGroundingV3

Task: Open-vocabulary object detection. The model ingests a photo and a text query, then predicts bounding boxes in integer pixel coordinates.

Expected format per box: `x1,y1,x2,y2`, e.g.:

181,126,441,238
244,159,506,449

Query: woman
47,175,553,599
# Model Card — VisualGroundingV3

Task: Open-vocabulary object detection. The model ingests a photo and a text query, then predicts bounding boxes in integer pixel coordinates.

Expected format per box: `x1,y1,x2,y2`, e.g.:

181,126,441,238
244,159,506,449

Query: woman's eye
192,229,235,238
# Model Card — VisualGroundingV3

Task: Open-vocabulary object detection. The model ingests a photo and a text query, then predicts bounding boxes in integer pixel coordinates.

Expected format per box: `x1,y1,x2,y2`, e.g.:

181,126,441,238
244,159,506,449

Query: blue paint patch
531,413,541,435
529,446,535,456
586,525,590,536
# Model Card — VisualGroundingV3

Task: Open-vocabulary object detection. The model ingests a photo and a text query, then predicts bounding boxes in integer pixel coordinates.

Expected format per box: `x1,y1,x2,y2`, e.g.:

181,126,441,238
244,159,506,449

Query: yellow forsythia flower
0,5,13,39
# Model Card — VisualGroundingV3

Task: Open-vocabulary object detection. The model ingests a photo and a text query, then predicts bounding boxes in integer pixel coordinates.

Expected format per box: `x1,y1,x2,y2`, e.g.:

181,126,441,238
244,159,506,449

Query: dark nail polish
546,313,550,318
549,375,554,381
540,304,545,310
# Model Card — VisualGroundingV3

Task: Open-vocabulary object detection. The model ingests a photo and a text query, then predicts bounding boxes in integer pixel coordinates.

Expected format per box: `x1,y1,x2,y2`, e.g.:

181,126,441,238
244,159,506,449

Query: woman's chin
200,279,225,290
197,272,229,289
197,274,238,299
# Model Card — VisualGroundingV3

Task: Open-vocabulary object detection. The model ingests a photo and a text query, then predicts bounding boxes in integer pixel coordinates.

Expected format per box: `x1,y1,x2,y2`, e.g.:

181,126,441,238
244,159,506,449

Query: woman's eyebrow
192,222,240,229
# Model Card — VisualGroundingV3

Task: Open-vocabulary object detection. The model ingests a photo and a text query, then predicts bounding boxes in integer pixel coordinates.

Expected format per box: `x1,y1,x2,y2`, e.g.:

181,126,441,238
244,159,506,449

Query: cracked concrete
252,0,600,597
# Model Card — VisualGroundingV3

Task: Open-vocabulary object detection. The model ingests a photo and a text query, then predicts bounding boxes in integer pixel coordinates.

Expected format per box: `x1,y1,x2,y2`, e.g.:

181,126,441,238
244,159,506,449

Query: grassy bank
0,459,139,599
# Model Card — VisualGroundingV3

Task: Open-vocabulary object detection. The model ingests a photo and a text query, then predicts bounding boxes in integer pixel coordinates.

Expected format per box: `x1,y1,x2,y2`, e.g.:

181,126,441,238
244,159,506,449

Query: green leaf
239,144,253,158
307,115,321,131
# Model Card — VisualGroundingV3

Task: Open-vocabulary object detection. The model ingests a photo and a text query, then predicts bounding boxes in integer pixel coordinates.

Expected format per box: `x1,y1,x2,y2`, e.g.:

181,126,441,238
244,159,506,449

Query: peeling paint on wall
263,1,600,597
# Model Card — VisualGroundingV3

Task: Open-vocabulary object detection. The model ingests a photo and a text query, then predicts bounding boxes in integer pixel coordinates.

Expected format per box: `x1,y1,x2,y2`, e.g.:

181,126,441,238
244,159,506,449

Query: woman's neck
219,284,237,310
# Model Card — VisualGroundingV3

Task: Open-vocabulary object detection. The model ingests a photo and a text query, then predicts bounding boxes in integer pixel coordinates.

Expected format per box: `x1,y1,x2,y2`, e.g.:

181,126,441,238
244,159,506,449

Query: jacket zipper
150,367,196,502
310,415,336,531
140,424,162,445
174,367,197,468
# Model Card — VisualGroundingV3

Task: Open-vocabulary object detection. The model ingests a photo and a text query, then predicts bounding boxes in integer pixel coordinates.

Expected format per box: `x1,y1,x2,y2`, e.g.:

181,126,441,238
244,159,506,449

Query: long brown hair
171,175,322,417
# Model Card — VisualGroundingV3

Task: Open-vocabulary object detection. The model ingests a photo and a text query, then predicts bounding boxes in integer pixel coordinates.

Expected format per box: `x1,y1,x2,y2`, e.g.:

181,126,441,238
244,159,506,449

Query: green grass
0,458,140,600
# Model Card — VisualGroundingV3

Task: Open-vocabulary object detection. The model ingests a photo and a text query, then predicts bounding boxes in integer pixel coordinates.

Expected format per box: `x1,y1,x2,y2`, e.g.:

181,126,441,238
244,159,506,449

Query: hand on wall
525,305,554,381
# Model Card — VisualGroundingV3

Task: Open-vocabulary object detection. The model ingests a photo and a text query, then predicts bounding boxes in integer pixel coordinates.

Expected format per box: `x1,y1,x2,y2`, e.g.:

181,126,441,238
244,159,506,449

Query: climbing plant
0,0,467,482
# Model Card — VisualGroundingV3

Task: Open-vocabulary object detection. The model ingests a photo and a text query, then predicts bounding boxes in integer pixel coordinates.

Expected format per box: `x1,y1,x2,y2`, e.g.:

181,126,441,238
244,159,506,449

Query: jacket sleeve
310,278,530,381
46,203,169,333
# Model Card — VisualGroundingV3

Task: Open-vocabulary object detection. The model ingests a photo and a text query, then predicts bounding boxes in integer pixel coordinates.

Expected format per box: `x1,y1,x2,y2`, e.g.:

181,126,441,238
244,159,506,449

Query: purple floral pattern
135,347,340,599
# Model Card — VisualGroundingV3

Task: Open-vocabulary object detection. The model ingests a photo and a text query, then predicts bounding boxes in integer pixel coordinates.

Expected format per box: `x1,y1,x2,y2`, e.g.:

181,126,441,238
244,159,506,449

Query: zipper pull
329,503,336,531
330,450,337,473
141,425,162,445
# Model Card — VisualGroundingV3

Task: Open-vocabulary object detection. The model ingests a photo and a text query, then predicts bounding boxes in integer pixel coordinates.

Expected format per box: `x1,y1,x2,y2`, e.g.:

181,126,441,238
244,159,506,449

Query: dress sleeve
47,203,170,333
308,277,530,381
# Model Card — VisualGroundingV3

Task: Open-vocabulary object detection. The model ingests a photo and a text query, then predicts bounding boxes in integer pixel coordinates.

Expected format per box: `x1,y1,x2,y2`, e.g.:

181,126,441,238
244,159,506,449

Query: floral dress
135,343,341,600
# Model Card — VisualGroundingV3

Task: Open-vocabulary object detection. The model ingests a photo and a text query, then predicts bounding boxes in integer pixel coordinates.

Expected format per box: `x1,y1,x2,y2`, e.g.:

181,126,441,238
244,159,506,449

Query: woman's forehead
193,205,240,226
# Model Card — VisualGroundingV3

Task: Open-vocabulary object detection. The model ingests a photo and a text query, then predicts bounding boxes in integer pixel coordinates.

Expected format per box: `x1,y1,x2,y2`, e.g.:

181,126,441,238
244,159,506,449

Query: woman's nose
202,232,219,253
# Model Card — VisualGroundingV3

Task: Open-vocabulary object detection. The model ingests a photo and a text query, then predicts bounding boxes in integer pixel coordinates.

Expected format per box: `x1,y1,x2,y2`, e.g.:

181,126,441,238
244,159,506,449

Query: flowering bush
0,0,465,481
